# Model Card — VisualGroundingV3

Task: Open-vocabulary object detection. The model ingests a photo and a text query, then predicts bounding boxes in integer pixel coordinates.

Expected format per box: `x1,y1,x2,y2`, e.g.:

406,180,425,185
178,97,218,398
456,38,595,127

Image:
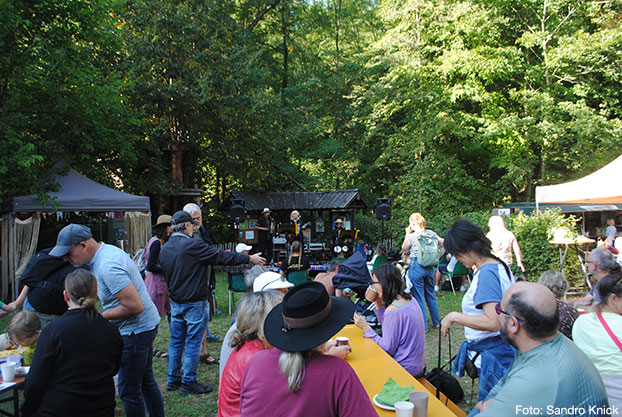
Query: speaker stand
381,219,385,242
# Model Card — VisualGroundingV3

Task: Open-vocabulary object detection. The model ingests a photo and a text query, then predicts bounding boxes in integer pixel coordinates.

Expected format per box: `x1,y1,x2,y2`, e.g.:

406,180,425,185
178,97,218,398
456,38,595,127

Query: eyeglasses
495,302,523,322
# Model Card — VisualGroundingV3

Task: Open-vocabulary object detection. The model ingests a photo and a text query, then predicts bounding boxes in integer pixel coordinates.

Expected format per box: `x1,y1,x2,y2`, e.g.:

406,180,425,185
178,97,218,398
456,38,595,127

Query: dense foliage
2,0,621,230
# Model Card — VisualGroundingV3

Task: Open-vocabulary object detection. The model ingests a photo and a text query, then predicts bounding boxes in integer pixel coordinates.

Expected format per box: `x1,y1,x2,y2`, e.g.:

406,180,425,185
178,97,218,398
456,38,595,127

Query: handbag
596,311,622,353
424,327,464,404
464,351,480,380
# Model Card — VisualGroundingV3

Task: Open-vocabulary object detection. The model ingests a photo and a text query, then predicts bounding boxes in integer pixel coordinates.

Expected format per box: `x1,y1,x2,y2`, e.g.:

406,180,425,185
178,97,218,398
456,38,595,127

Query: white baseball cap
236,243,253,253
253,272,294,292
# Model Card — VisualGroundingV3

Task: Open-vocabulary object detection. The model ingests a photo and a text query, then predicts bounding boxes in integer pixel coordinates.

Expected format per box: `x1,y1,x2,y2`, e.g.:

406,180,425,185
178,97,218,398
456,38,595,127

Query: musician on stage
290,210,305,242
330,218,345,247
255,208,274,263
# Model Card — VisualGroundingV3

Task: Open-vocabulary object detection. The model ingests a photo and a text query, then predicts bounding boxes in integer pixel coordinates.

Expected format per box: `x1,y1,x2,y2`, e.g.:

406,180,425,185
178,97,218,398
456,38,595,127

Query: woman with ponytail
22,270,123,417
440,219,517,402
573,263,622,411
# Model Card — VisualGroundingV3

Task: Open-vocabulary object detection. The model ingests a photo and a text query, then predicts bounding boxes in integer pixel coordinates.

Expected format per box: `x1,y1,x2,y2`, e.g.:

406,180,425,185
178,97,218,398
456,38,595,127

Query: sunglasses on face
495,302,524,322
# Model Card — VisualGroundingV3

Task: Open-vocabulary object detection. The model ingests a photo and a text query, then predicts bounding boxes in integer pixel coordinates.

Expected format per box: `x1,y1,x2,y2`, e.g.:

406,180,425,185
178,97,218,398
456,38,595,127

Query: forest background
2,0,622,254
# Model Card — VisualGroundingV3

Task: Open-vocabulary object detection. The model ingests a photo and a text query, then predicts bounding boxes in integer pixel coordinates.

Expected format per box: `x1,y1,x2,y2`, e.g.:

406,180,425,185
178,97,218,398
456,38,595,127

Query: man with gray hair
473,281,609,416
575,248,615,311
160,211,265,395
183,203,220,353
183,203,213,244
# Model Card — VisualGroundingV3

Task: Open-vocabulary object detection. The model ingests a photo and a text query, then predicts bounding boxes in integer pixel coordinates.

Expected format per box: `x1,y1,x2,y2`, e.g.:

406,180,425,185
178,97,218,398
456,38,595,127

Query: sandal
199,354,219,365
153,349,162,357
160,351,168,358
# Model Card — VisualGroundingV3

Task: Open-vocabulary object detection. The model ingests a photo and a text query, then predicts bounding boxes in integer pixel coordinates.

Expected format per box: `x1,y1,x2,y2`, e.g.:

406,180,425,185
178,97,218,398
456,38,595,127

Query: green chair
371,255,388,273
287,270,310,286
228,272,246,315
437,256,471,295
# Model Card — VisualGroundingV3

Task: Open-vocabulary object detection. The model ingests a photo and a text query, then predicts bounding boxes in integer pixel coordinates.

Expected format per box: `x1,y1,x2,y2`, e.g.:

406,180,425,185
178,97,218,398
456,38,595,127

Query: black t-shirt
257,215,272,241
282,255,310,275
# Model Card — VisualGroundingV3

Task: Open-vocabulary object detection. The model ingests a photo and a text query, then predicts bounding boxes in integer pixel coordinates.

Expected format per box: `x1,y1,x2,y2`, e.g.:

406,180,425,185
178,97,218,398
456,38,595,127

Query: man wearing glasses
472,281,609,416
160,211,265,395
575,248,615,311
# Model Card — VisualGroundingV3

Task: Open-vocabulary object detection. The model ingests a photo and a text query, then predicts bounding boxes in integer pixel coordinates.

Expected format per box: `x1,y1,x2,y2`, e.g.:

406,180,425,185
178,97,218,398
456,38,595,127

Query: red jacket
218,339,266,417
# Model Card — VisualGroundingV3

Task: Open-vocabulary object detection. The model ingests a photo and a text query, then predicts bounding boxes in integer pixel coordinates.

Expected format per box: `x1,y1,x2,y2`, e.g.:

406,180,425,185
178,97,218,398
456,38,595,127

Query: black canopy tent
1,167,150,213
1,165,151,300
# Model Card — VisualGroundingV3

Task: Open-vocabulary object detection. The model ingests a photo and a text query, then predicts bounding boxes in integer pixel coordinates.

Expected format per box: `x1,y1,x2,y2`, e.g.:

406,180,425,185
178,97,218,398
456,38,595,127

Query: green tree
0,0,139,200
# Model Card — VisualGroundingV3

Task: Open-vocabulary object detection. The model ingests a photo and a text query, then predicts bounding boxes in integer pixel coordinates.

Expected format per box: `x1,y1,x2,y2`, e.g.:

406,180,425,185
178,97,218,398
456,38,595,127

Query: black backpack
21,248,86,315
424,327,464,404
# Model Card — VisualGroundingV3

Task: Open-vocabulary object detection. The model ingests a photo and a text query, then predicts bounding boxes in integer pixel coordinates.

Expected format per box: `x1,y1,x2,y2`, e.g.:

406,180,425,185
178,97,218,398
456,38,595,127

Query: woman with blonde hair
280,240,310,278
22,269,122,417
218,290,283,417
487,215,525,273
240,282,377,416
402,212,442,330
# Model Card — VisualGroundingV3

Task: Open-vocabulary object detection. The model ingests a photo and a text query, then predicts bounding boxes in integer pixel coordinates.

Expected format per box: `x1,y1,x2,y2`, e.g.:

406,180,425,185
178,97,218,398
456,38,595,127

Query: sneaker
166,380,181,391
180,381,213,396
434,285,439,292
459,286,466,291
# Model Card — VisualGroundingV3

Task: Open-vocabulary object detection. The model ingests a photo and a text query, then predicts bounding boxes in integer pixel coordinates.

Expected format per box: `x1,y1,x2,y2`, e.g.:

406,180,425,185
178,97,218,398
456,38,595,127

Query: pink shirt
240,349,378,417
218,339,265,417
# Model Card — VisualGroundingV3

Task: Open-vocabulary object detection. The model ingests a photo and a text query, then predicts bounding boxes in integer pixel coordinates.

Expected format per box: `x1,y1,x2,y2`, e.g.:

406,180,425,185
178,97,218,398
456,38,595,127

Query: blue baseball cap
49,224,93,257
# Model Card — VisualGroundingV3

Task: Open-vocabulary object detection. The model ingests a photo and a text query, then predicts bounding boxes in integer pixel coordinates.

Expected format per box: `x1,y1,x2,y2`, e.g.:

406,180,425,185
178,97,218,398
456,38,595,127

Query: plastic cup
409,391,429,417
6,355,20,366
335,336,349,347
395,401,414,417
1,362,16,382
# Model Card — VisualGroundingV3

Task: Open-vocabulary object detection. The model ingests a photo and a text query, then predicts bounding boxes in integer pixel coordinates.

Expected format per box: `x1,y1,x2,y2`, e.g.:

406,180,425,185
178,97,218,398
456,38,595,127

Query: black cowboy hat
264,281,355,352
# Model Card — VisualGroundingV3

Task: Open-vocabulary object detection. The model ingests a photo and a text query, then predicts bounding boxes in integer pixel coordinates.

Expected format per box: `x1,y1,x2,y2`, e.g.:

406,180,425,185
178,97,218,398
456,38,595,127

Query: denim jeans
119,327,164,417
409,257,441,330
168,300,208,384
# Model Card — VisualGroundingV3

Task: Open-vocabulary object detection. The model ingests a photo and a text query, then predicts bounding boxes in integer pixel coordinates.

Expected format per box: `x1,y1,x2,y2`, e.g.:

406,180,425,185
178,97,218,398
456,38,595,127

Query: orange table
335,325,462,417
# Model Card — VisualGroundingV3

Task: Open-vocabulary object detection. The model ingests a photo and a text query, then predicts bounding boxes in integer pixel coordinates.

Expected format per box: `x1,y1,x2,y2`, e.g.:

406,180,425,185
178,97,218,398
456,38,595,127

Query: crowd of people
2,208,622,417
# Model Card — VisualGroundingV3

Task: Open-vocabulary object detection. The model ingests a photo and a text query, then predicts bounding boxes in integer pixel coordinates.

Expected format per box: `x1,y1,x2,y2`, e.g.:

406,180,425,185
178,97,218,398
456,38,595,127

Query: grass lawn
1,270,478,416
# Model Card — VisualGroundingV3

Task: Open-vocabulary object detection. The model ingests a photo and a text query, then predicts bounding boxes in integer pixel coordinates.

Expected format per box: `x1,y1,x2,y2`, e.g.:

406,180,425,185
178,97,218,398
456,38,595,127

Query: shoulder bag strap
596,310,622,353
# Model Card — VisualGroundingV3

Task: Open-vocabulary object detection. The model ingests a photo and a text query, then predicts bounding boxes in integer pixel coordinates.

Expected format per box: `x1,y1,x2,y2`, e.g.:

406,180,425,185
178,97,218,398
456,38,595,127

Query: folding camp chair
287,270,309,286
371,255,388,272
228,272,246,315
437,256,471,295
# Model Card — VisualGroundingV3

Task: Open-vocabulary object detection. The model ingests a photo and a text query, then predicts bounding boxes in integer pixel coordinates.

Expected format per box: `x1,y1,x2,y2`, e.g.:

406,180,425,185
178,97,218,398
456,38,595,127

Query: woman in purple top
354,264,426,377
240,281,378,417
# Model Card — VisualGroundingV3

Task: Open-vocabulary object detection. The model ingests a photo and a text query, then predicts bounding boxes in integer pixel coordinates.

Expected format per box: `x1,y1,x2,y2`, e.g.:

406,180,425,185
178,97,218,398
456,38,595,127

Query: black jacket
160,232,250,303
22,309,122,417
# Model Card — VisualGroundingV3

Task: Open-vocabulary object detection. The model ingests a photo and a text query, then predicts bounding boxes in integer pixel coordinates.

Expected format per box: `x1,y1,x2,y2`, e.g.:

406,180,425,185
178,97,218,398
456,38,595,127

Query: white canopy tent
536,155,622,208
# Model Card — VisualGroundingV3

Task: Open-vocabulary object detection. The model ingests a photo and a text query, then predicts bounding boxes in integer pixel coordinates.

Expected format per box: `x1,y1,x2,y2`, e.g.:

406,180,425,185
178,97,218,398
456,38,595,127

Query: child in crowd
7,310,41,365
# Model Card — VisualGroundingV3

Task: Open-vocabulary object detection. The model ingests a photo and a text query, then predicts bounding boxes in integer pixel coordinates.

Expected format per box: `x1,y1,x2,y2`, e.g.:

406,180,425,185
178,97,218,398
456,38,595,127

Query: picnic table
335,325,465,417
0,376,25,417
